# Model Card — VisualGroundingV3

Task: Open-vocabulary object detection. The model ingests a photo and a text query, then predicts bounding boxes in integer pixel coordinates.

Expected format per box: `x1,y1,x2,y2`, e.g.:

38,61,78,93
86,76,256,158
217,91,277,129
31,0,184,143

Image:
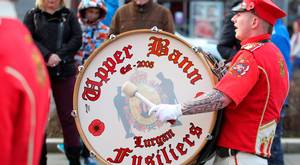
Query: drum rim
73,29,219,164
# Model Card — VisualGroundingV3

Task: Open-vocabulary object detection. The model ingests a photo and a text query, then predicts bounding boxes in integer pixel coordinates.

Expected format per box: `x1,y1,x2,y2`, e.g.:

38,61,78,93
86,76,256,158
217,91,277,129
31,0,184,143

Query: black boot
81,144,90,159
65,146,81,165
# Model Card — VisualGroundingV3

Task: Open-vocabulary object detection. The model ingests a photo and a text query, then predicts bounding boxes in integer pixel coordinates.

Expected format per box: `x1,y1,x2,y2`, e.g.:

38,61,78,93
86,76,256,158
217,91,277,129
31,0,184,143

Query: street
47,153,300,165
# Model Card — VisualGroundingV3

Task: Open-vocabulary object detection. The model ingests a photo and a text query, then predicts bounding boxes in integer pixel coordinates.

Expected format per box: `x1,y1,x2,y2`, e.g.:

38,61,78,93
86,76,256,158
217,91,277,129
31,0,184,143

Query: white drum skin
73,29,218,165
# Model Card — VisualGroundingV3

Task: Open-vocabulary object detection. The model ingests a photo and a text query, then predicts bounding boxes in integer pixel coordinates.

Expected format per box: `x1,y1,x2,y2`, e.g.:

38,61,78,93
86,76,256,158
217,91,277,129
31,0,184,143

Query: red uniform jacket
0,18,50,165
215,34,289,157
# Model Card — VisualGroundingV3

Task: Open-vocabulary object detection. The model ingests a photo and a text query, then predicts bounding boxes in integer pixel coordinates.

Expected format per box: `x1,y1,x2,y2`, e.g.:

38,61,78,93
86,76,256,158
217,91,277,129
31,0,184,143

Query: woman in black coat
23,0,82,164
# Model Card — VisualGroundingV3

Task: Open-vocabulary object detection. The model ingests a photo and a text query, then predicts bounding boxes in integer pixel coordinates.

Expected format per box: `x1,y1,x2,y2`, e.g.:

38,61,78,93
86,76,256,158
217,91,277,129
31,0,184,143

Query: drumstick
122,81,155,108
121,81,176,124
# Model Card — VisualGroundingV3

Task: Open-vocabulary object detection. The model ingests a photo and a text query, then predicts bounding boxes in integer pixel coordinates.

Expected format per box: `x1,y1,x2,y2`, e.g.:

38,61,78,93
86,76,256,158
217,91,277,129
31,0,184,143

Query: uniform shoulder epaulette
241,42,264,52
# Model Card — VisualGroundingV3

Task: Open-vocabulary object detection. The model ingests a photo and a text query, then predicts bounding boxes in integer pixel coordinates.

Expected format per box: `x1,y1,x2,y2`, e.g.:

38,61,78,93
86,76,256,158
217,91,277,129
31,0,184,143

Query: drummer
150,0,289,164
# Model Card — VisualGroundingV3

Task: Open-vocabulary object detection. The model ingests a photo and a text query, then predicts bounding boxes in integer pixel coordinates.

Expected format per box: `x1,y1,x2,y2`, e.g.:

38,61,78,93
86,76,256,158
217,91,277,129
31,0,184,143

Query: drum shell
74,29,220,164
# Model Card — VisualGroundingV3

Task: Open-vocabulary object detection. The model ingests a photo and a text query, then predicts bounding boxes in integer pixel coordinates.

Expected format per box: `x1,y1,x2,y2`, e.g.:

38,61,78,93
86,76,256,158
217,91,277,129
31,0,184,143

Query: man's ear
251,16,260,29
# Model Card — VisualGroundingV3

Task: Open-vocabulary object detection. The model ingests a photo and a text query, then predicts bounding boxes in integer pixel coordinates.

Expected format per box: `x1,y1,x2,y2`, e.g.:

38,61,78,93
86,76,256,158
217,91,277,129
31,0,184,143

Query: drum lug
192,46,201,53
78,65,84,72
151,26,159,32
71,110,78,118
205,133,214,140
90,150,96,159
109,34,116,40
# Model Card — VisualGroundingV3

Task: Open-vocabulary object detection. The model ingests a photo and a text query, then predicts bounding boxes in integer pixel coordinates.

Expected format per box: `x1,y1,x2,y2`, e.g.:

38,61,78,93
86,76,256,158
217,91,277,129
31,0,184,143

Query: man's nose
135,0,143,5
231,14,237,23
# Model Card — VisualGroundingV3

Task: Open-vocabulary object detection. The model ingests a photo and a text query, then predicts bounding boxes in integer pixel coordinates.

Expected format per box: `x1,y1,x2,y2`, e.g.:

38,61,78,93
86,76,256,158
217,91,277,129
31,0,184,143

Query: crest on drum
113,71,183,138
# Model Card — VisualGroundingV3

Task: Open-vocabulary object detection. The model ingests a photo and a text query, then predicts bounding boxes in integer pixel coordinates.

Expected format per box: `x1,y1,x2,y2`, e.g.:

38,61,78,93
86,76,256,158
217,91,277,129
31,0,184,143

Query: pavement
46,138,300,165
47,152,300,165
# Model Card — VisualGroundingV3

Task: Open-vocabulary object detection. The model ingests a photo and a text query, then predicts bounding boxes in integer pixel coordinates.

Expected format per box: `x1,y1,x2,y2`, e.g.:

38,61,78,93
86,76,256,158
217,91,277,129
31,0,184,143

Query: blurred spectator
194,20,215,38
0,0,51,165
269,18,291,165
76,0,109,64
23,0,83,164
217,0,242,61
109,0,174,35
291,19,300,73
272,19,292,76
77,0,109,164
102,0,119,26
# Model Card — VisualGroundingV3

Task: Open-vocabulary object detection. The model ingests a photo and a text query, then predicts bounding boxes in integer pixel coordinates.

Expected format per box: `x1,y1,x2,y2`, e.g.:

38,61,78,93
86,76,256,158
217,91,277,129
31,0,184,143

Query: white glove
149,104,182,122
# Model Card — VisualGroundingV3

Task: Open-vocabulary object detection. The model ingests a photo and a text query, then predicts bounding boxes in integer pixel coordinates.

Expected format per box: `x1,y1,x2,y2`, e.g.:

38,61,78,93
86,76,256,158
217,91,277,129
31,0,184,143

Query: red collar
241,34,271,46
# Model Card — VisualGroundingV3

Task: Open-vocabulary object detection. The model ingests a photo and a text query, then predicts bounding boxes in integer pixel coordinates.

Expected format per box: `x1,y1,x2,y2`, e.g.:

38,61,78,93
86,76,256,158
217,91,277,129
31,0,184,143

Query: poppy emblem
88,119,105,136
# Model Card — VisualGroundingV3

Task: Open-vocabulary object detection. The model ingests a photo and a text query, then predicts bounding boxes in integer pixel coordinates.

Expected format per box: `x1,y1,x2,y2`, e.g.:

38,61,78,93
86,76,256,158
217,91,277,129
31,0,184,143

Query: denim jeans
292,57,300,76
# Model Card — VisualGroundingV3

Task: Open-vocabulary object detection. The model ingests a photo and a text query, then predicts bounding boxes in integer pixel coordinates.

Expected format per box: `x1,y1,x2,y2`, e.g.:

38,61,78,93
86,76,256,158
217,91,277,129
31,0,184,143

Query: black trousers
39,135,47,165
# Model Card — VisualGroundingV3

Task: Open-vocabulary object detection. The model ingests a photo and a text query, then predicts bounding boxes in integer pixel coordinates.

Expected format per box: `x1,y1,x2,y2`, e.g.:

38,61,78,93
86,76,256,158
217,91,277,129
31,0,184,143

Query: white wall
15,0,35,20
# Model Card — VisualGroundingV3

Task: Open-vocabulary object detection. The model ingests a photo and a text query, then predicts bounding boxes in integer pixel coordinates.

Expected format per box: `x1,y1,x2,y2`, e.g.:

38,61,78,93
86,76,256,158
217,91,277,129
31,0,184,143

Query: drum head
74,29,218,164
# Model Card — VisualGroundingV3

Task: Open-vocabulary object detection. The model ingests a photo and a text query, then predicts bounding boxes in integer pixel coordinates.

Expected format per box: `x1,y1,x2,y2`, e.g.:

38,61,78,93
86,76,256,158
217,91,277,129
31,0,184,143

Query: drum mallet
121,81,176,124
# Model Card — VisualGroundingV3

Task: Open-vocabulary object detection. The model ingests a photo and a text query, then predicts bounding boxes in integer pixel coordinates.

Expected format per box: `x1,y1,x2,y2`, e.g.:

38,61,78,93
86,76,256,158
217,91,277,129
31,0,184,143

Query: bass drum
73,29,221,164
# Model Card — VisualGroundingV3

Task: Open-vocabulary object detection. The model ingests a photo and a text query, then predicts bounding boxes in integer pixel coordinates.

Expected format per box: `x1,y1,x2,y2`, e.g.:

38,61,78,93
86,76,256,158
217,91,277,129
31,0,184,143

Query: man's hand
149,104,182,122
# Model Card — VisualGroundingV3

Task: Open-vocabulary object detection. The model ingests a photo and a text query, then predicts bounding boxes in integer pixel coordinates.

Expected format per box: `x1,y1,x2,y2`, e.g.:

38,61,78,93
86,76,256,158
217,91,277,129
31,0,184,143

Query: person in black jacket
23,0,82,164
217,0,242,61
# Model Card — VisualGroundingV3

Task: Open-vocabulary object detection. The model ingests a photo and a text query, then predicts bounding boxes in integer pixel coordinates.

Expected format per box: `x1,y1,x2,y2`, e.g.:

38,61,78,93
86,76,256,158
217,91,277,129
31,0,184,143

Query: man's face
231,11,255,41
134,0,150,6
44,0,61,10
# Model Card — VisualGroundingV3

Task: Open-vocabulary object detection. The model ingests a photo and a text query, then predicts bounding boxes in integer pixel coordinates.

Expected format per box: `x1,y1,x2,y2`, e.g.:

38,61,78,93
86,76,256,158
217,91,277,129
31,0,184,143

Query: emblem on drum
88,119,105,136
74,30,218,164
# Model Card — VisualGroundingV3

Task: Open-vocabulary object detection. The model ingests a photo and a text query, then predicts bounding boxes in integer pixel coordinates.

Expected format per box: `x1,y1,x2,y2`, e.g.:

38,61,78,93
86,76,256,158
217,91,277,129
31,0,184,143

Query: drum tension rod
89,151,96,159
193,46,227,80
151,26,160,32
109,34,116,40
192,46,201,53
71,110,78,118
205,133,214,140
78,65,84,72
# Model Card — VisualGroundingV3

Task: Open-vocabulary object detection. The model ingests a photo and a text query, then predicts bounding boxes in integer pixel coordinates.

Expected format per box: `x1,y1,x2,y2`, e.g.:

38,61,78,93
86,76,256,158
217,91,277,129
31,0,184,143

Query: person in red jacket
0,0,51,165
150,0,289,164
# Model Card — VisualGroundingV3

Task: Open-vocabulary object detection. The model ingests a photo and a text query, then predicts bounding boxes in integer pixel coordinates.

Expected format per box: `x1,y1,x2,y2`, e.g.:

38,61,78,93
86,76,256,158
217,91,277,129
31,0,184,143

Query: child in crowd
76,0,109,64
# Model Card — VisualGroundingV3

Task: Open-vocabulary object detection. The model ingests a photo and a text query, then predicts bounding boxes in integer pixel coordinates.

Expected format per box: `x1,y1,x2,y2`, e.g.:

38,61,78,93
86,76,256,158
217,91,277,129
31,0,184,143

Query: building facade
157,0,292,39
